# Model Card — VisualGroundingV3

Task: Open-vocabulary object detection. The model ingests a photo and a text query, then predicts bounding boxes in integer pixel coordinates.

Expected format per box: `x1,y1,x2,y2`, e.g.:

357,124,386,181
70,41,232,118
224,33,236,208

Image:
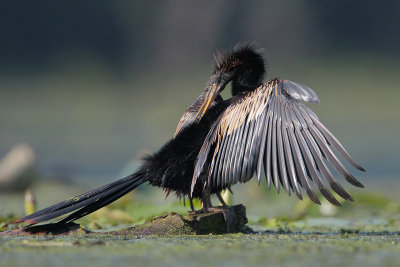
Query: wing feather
222,127,236,186
281,104,303,199
271,99,281,192
286,110,321,204
310,116,365,172
245,109,266,183
232,121,246,183
308,123,364,188
232,123,246,184
303,128,353,201
227,125,241,185
291,106,341,207
264,111,273,189
298,108,354,200
256,108,270,185
241,114,257,182
215,133,228,188
276,100,291,194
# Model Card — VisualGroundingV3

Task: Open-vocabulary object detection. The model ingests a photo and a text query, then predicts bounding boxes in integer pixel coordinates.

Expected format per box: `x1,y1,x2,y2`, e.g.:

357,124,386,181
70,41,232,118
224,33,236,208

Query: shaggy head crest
212,44,265,75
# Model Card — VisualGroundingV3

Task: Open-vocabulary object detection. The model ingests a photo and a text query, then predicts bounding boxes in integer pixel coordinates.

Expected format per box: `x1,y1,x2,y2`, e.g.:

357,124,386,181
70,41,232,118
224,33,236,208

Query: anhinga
17,44,365,225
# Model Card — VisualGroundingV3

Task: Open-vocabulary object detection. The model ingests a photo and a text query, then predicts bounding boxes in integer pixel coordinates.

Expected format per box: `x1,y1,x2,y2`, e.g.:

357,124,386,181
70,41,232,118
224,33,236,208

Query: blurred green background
0,1,399,217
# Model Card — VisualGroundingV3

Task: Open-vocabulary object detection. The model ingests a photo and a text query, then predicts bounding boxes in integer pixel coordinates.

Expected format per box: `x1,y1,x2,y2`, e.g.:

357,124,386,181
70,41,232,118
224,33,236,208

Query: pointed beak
195,83,220,120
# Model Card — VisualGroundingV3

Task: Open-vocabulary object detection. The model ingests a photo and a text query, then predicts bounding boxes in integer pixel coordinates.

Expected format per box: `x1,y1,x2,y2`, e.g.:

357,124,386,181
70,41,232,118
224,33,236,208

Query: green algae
1,233,400,267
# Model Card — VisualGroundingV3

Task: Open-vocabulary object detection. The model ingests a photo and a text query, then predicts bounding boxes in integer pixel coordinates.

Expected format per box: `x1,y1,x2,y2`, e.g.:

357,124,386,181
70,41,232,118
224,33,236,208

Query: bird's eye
205,88,209,92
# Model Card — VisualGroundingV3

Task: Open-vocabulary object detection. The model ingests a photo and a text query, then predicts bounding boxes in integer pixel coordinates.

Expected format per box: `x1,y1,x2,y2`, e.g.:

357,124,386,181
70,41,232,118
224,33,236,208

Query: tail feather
17,172,146,225
57,178,144,224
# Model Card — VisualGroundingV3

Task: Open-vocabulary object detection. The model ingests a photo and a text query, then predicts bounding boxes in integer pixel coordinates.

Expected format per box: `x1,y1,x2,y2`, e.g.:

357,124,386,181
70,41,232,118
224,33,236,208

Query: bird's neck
231,77,262,96
229,66,265,96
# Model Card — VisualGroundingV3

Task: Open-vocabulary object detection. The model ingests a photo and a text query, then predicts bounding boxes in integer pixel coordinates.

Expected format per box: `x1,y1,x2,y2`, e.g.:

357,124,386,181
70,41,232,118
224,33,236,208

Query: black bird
17,45,365,225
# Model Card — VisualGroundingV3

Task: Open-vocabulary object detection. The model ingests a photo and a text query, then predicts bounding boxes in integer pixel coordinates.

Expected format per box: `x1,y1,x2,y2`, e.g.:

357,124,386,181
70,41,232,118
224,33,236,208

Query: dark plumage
17,94,227,225
17,44,365,226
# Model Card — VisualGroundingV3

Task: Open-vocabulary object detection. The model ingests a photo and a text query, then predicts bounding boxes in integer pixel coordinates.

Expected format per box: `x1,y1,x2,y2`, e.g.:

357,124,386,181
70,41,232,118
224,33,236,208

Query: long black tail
16,170,146,225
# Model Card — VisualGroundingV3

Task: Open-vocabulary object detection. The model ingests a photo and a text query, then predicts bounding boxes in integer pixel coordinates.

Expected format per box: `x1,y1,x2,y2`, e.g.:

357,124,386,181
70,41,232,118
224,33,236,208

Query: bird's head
196,44,265,119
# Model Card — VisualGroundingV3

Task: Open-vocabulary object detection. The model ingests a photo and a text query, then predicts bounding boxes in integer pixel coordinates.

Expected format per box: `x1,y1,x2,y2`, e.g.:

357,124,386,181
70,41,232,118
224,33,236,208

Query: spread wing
191,78,365,206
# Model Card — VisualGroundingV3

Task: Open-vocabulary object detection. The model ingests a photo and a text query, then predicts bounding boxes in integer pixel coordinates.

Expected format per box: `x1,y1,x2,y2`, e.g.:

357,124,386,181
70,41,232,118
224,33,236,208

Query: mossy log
1,204,253,237
107,204,252,236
